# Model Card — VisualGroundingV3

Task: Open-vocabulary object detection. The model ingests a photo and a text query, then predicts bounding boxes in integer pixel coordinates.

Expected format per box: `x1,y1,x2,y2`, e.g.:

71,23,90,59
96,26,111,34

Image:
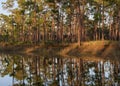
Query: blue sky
0,0,9,15
0,0,11,15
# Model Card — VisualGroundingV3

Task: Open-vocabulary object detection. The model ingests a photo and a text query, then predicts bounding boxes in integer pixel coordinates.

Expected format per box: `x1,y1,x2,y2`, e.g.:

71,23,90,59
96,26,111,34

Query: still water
0,53,120,86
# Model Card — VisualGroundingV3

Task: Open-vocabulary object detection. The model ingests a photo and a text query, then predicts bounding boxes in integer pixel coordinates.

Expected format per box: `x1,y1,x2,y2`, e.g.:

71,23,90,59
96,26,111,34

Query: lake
0,53,120,86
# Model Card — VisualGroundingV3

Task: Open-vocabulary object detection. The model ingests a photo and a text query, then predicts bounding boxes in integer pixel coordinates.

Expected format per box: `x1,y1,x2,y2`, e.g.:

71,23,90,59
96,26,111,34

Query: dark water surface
0,54,120,86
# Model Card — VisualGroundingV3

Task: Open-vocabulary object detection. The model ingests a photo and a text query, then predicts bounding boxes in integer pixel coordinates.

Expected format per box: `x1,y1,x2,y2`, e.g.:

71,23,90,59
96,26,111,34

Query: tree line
0,0,120,45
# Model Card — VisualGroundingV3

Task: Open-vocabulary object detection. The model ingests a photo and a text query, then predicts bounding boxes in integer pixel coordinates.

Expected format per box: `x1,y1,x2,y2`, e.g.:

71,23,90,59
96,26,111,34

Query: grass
0,40,119,60
66,40,120,59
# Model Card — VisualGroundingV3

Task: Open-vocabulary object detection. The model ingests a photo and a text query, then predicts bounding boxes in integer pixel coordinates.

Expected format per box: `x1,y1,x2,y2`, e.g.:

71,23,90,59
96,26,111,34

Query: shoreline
0,41,119,59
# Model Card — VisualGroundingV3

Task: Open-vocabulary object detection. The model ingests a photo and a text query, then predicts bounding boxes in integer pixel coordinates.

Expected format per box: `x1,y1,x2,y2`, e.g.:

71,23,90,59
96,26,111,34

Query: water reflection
0,54,120,86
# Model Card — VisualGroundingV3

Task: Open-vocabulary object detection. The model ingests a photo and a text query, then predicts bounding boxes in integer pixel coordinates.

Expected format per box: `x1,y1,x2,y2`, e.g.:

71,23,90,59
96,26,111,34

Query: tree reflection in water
0,54,120,86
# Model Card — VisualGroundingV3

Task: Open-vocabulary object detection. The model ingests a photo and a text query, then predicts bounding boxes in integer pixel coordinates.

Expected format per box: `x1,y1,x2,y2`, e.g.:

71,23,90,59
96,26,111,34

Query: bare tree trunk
21,15,25,42
82,0,85,41
43,15,47,43
109,23,112,40
52,18,55,41
77,0,83,46
102,0,104,40
60,15,64,43
73,15,77,42
94,23,98,40
118,10,120,41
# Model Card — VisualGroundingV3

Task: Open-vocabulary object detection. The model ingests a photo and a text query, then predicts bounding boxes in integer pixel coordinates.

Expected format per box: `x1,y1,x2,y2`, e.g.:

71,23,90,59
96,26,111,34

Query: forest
0,0,120,46
0,0,120,86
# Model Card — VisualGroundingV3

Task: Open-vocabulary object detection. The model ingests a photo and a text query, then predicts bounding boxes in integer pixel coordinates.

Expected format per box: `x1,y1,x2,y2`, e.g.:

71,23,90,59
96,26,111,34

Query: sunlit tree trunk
77,0,82,46
73,15,77,42
94,23,98,40
81,0,86,41
52,18,55,41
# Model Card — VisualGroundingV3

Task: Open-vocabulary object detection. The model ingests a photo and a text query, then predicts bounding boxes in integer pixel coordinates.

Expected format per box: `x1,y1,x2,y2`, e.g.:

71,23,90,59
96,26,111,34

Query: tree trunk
102,0,104,40
60,15,64,43
43,15,47,43
94,23,98,40
77,0,82,46
109,23,112,40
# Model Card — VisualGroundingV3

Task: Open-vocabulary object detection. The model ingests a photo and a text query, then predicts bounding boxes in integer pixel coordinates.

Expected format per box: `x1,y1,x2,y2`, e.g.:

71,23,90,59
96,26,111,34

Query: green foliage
0,0,119,44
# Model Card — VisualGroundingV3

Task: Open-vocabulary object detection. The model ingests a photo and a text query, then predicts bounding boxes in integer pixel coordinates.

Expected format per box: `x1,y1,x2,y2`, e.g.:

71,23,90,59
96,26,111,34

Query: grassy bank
62,41,120,60
0,42,68,56
0,41,119,59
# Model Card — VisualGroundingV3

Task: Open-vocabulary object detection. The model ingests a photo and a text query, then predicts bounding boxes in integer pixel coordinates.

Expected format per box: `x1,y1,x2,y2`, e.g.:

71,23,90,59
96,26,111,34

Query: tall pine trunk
102,0,104,40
